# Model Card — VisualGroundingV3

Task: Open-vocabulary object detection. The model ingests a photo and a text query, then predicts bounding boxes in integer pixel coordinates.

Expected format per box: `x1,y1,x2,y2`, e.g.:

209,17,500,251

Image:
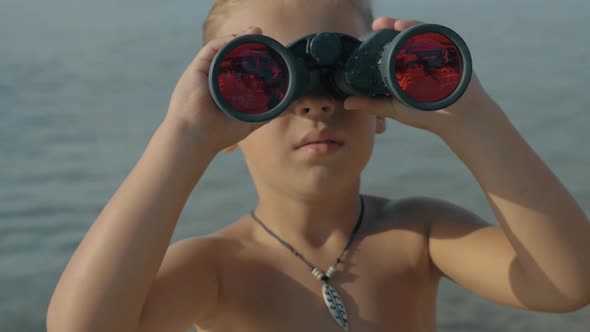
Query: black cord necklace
250,196,365,331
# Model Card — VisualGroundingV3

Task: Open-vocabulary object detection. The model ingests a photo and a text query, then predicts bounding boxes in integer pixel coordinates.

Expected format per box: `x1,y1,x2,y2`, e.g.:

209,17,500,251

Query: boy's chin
286,172,361,197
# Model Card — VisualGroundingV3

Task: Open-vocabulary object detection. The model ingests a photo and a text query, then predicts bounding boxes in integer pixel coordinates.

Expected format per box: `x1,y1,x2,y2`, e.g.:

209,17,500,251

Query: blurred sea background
1,0,589,331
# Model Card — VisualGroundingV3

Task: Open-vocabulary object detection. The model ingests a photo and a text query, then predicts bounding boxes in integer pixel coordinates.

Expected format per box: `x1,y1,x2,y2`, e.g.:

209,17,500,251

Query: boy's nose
293,96,336,120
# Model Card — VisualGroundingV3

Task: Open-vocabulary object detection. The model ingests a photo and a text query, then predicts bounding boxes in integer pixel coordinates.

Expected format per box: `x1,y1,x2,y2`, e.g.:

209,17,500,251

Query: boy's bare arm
347,17,590,312
47,27,265,332
428,103,590,312
138,235,221,332
47,119,219,332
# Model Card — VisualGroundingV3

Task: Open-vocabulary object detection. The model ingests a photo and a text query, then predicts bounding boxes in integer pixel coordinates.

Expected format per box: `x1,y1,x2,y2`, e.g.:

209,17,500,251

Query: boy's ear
223,144,238,153
376,116,386,134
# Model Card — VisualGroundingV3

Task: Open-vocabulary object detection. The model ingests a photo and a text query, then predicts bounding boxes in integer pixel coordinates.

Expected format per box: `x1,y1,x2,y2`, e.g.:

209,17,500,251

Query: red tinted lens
217,43,289,114
395,32,462,103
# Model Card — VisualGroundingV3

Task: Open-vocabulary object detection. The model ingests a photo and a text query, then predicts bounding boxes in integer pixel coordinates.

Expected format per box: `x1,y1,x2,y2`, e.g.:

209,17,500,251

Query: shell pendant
322,282,349,331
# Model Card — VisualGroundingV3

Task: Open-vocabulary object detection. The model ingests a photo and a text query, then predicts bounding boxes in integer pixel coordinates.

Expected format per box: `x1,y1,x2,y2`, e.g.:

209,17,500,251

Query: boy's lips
293,129,344,151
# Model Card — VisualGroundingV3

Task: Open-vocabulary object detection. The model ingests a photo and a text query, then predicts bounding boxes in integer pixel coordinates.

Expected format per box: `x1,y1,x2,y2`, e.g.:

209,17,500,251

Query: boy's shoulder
165,194,484,283
362,194,464,232
359,194,489,258
172,194,480,257
176,195,472,247
158,195,485,327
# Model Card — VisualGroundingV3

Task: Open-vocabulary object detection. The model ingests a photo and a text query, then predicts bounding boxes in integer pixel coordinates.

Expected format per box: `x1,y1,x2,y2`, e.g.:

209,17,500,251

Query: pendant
322,282,349,331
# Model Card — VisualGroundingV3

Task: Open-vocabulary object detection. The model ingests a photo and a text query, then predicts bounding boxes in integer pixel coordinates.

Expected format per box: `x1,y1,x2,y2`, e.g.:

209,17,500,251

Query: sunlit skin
184,2,590,330
47,1,590,332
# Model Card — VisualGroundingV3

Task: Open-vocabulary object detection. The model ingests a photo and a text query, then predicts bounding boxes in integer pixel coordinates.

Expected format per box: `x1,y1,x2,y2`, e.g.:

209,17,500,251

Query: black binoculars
209,23,472,122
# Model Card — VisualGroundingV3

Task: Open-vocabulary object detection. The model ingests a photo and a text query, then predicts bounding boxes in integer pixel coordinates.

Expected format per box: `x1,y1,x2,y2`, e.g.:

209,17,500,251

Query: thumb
344,96,439,130
344,96,413,119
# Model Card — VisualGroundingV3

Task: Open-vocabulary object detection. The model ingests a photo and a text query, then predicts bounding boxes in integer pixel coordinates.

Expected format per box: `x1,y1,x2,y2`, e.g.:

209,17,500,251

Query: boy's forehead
216,0,368,45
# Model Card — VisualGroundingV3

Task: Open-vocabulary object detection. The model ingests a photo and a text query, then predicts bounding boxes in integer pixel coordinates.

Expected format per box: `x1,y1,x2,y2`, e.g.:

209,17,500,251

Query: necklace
250,196,365,331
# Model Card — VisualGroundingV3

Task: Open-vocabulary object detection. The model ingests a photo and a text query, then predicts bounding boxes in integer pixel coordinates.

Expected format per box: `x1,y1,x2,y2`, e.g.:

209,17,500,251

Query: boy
47,0,590,331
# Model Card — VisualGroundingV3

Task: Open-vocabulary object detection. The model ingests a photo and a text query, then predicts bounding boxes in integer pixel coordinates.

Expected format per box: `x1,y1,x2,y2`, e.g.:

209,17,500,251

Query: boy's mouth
295,140,343,148
296,140,343,156
294,129,344,155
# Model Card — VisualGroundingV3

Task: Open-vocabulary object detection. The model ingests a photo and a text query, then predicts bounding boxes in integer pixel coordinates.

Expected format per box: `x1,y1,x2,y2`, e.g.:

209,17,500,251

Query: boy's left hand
356,19,590,313
344,17,502,139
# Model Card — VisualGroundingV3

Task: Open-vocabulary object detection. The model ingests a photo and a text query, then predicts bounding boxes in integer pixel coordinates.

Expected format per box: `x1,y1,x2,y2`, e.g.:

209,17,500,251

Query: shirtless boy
47,0,590,331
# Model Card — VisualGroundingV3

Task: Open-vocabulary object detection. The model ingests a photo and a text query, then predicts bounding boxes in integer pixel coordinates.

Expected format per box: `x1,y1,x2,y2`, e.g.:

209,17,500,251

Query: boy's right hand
165,26,266,154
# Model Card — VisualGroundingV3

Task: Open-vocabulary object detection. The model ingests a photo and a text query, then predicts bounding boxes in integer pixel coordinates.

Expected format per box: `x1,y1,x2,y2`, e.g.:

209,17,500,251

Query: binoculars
209,23,472,122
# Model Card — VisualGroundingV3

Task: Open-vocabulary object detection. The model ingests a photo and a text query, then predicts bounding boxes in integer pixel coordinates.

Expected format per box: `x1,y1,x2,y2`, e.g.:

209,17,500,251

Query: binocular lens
395,32,462,103
217,43,290,115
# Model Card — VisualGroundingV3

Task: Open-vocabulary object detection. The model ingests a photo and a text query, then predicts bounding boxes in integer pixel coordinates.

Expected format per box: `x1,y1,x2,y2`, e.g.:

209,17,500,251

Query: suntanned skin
47,1,590,332
191,195,441,332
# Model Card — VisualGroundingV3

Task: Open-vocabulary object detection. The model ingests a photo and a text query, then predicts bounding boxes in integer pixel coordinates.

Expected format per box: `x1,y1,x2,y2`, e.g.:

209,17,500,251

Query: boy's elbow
46,305,69,332
532,271,590,312
46,305,81,332
571,289,590,312
46,303,136,332
521,279,590,313
46,297,64,332
559,282,590,312
535,291,590,313
553,296,590,313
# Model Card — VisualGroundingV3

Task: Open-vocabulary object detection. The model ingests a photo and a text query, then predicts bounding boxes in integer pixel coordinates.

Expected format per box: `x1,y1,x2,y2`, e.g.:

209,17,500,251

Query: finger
389,98,448,131
373,17,424,31
344,96,412,119
394,19,424,31
372,16,398,31
235,116,272,135
345,96,441,131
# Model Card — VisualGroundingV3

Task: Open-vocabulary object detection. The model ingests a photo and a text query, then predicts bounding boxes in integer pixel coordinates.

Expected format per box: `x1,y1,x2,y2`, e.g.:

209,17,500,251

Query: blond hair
202,0,374,44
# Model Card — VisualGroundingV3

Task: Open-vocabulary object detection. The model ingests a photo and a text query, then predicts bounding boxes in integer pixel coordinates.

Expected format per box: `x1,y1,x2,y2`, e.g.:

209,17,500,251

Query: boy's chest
204,231,438,332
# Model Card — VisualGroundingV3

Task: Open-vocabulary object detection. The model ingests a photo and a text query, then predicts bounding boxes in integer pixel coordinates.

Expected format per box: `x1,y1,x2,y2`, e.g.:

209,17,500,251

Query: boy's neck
252,186,364,251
